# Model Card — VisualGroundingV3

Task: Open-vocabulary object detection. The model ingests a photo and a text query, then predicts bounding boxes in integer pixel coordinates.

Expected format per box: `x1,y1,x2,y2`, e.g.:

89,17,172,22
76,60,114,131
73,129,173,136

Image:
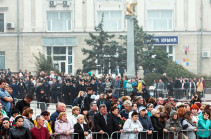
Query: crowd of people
0,68,210,139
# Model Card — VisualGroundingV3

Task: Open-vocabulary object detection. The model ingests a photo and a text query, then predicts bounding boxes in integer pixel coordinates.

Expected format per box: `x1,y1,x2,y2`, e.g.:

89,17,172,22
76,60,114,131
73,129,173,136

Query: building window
154,45,175,61
46,47,73,74
47,11,72,31
0,13,4,32
147,10,173,31
97,10,122,31
0,51,5,70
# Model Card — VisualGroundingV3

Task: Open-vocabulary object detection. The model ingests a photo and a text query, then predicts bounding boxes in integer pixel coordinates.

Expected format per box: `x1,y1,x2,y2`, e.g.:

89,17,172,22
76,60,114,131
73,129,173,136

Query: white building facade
0,0,211,75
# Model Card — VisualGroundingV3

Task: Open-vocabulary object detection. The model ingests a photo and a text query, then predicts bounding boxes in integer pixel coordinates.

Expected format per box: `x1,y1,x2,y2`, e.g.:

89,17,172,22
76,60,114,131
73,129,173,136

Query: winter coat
94,113,120,136
182,119,196,139
150,116,165,135
139,114,154,139
139,114,154,131
197,116,210,138
55,119,74,139
120,118,143,139
22,118,34,130
165,110,182,132
9,126,32,139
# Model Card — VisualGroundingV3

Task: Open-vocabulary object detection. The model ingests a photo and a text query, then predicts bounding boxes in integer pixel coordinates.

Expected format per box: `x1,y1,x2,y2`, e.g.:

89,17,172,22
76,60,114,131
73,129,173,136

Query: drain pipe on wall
200,0,203,74
17,0,20,71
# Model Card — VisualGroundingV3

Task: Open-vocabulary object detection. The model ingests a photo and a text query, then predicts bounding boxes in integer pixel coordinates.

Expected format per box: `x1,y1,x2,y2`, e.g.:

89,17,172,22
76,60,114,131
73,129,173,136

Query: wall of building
0,0,211,76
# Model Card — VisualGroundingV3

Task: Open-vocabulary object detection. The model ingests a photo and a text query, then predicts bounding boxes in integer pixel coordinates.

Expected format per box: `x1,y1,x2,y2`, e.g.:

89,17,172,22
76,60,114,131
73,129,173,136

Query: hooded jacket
197,113,211,138
165,110,182,132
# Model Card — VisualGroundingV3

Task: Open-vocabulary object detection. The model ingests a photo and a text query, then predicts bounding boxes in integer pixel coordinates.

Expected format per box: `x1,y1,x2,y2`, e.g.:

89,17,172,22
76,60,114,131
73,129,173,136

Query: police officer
63,81,73,105
42,78,50,99
40,88,48,111
78,79,86,92
51,80,62,103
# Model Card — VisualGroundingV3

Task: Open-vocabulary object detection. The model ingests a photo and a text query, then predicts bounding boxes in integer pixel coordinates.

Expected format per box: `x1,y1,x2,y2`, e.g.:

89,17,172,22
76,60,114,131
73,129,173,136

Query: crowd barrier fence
111,131,158,139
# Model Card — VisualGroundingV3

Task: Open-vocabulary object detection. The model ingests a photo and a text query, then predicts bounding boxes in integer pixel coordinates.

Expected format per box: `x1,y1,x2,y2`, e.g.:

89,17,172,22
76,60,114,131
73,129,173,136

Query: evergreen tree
82,17,122,73
33,51,56,74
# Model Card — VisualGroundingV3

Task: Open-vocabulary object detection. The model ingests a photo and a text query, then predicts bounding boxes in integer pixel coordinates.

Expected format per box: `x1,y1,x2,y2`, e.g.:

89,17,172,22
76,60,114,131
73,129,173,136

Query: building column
187,0,196,31
35,0,43,32
175,0,185,31
74,0,83,32
86,0,94,32
23,0,32,32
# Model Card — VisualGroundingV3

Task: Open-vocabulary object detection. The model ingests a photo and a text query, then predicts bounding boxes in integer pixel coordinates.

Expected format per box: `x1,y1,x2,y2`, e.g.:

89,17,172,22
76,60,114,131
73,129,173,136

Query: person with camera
190,93,201,105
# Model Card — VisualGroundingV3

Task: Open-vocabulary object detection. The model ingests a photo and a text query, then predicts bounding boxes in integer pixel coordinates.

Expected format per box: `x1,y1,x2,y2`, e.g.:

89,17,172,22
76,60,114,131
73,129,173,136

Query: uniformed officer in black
63,81,72,105
42,78,50,99
51,80,62,103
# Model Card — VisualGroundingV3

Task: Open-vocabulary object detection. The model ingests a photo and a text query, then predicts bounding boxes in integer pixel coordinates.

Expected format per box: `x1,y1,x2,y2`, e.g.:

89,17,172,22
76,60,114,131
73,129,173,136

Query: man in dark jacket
42,79,50,99
141,84,150,102
94,104,120,138
74,114,89,139
174,77,182,99
14,94,33,114
63,81,73,105
51,80,62,103
84,87,93,110
131,85,138,100
167,78,174,97
139,107,154,139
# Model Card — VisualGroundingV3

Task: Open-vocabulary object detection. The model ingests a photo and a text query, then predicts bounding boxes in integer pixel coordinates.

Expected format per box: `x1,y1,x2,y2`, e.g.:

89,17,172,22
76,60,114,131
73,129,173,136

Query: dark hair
41,111,50,116
131,111,138,117
111,106,118,112
203,110,210,118
111,100,118,107
11,109,20,116
15,115,24,122
80,107,89,114
90,102,96,107
86,87,93,91
0,79,6,85
25,94,33,100
184,111,192,120
108,89,113,93
2,117,9,122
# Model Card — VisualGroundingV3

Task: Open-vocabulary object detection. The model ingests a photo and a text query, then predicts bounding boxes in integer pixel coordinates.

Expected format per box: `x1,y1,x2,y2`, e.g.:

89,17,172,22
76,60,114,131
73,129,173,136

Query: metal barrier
90,132,109,139
163,131,175,139
180,130,197,139
55,133,79,139
111,131,158,139
113,88,127,98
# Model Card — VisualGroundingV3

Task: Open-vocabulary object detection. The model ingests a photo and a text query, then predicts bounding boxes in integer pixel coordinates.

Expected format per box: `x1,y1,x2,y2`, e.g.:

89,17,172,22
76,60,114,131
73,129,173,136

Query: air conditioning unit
7,23,15,29
49,1,56,7
63,1,69,7
202,51,211,58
